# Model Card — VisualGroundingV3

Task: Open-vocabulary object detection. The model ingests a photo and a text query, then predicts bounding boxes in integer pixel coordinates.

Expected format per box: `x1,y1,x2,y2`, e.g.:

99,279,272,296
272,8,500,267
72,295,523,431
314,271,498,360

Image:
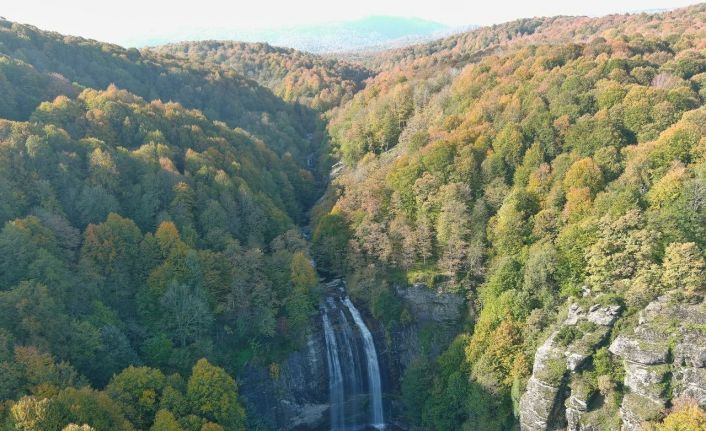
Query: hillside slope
0,18,327,431
313,3,706,430
0,18,321,161
359,3,706,71
1,4,706,431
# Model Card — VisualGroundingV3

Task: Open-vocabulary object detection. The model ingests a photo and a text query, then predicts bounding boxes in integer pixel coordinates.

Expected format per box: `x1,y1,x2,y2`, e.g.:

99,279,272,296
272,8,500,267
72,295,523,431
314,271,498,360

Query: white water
322,312,346,430
343,297,385,430
338,309,363,420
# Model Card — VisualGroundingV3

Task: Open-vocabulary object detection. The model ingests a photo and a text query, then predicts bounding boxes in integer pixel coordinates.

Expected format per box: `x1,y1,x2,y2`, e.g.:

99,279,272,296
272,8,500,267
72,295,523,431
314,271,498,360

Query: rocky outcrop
609,295,706,430
520,337,570,431
238,326,329,430
519,302,622,431
565,379,593,431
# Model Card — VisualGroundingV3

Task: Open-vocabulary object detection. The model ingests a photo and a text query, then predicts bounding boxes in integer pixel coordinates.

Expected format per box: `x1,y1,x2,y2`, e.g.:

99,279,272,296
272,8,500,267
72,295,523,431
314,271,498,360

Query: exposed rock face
519,302,622,431
565,383,592,431
520,337,569,431
520,294,706,431
395,283,465,323
238,324,329,430
391,283,465,369
382,283,466,428
609,295,706,430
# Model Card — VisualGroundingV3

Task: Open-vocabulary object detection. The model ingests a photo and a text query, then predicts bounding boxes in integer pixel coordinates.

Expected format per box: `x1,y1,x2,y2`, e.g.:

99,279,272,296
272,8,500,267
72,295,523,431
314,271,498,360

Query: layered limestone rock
520,337,570,431
519,302,622,431
565,379,592,431
609,294,706,430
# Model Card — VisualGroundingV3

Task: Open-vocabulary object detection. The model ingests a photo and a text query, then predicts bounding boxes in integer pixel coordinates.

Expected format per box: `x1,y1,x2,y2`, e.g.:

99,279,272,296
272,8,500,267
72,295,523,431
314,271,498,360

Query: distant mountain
132,16,454,53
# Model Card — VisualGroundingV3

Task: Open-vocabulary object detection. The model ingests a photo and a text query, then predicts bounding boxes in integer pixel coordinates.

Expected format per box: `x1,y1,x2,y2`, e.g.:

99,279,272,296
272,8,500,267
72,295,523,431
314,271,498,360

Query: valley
0,3,706,431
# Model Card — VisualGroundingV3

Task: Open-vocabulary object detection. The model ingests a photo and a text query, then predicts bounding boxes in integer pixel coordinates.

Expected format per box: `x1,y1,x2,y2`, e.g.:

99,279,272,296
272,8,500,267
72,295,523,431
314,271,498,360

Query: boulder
609,335,670,365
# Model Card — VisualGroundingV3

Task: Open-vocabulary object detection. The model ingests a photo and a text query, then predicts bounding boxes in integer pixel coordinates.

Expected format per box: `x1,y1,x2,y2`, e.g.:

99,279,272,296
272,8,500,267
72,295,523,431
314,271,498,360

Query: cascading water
343,298,385,429
321,291,385,430
322,312,345,429
338,308,364,421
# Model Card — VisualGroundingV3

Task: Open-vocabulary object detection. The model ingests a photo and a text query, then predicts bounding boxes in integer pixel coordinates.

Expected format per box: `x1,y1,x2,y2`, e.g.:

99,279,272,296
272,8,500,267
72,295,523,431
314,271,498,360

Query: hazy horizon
124,15,454,50
2,0,702,48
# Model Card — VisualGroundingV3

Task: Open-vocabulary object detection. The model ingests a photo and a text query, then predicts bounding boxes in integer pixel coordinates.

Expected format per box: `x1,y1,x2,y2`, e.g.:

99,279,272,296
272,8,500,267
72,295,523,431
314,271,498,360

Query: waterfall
322,312,345,430
338,309,363,422
321,291,386,430
343,297,385,430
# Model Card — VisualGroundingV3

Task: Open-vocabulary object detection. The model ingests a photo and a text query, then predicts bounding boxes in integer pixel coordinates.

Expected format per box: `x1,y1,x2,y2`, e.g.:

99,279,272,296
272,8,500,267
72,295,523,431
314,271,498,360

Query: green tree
160,282,213,347
312,213,351,275
400,358,433,425
285,251,317,343
186,359,245,431
81,213,144,315
662,242,706,296
150,410,185,431
106,366,167,429
563,157,604,195
586,211,658,292
53,387,134,431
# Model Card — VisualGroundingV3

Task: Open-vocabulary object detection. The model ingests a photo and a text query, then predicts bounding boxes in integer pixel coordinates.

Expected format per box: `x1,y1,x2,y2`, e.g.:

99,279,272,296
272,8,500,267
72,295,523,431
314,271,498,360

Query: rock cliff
519,301,622,431
519,293,706,431
391,283,465,369
609,294,706,430
238,325,329,430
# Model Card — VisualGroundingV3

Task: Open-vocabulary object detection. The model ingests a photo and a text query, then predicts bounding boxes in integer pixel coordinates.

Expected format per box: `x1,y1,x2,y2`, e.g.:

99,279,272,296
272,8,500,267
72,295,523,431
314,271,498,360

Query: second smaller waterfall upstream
321,289,385,430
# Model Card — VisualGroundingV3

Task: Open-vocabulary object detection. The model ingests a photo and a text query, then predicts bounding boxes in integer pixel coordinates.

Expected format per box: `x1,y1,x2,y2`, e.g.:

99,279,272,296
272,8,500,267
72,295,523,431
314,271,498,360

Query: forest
315,3,706,430
1,3,706,431
0,17,329,431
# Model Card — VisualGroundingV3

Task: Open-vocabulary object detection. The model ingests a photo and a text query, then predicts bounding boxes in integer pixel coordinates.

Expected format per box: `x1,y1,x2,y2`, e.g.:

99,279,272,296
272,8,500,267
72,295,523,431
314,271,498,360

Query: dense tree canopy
0,16,328,431
152,41,372,112
0,18,320,162
314,3,706,429
2,3,706,430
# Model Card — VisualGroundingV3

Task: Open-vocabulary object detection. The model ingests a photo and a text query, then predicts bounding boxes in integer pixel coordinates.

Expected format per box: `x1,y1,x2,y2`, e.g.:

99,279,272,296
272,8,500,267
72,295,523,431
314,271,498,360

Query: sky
2,0,701,47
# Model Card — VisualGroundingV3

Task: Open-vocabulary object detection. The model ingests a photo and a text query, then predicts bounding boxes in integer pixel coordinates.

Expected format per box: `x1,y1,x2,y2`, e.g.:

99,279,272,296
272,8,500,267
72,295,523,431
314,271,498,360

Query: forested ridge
1,3,706,431
151,41,372,112
0,18,324,162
